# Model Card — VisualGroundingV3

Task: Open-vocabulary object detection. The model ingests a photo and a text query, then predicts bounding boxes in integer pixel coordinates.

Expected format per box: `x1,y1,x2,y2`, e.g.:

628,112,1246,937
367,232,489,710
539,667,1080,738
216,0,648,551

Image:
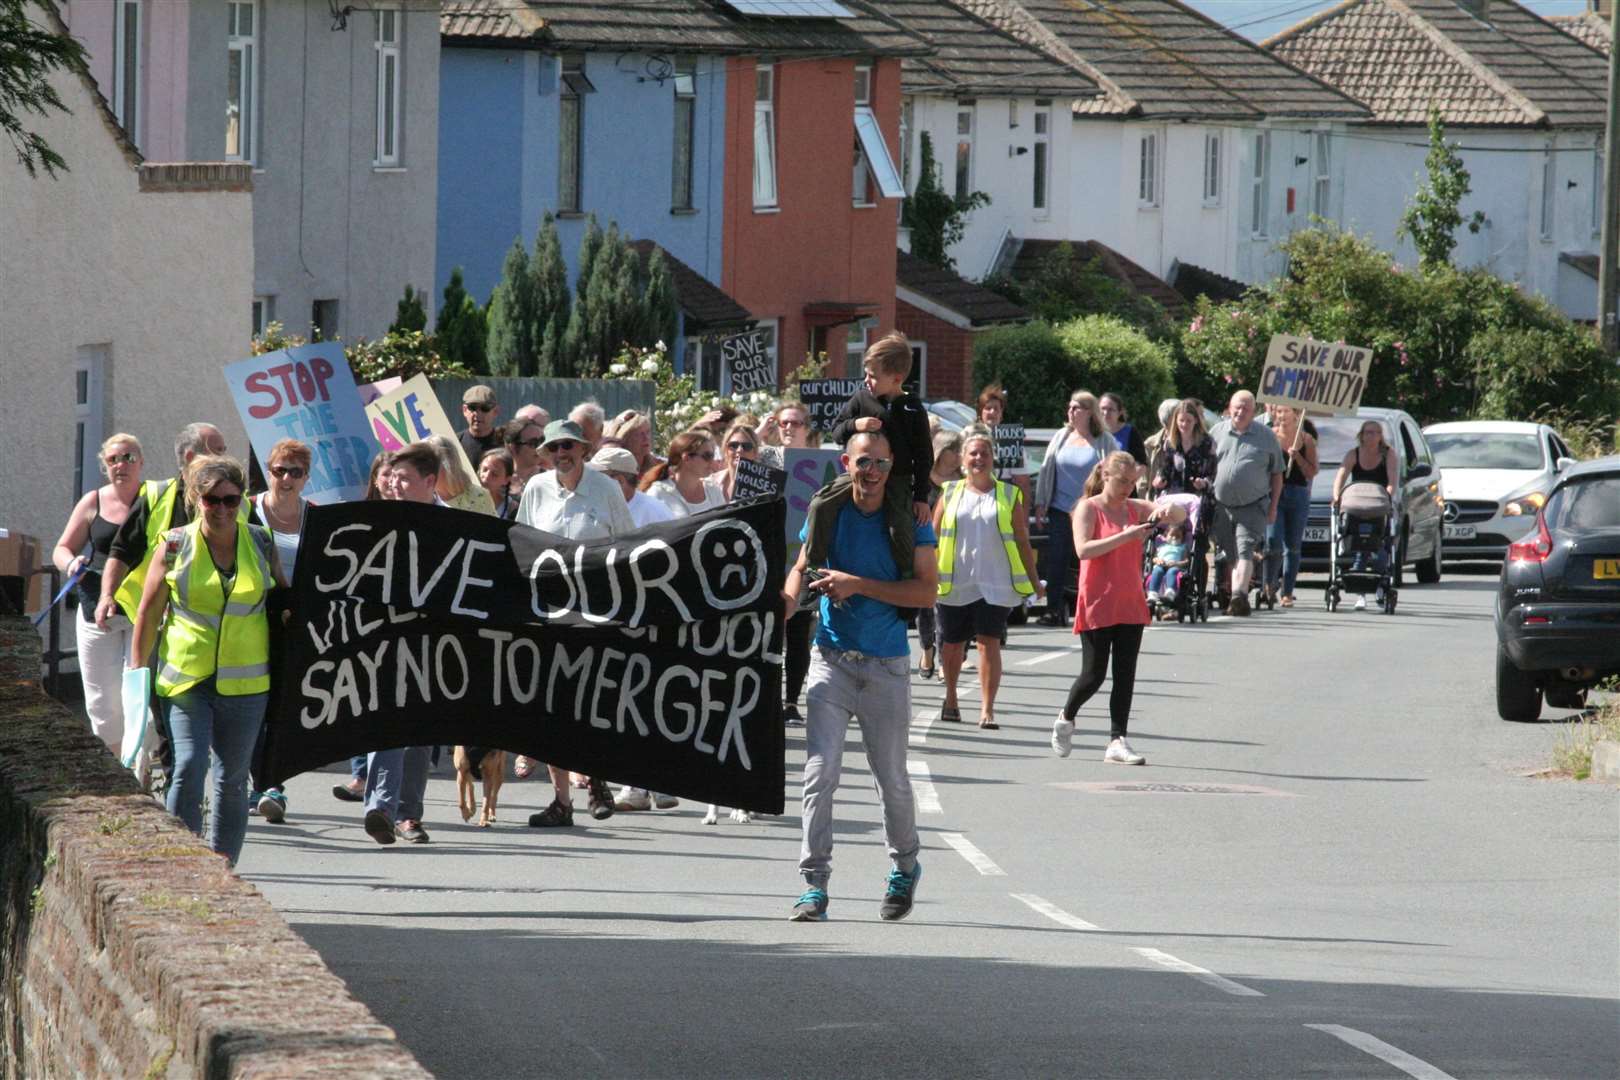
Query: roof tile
879,1,1099,99
896,249,1030,325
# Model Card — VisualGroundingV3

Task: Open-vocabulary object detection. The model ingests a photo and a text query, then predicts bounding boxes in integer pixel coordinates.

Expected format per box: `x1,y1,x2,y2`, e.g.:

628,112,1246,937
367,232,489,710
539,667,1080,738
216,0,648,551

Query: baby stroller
1326,482,1398,614
1143,492,1209,624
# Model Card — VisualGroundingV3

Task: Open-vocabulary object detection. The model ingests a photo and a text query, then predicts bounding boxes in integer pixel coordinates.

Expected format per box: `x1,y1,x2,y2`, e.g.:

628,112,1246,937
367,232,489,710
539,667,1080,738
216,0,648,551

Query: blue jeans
162,679,267,865
366,746,430,823
1265,485,1311,595
1147,566,1182,595
349,755,368,780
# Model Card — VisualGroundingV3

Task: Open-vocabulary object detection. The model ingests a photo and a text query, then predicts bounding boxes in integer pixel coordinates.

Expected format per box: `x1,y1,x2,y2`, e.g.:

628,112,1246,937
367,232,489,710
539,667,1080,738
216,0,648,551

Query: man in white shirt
588,446,671,530
514,420,635,825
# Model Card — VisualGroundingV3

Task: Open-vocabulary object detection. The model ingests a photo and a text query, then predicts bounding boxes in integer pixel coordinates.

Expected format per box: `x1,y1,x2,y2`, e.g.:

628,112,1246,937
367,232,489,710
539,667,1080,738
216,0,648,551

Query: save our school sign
1257,334,1373,416
223,345,375,503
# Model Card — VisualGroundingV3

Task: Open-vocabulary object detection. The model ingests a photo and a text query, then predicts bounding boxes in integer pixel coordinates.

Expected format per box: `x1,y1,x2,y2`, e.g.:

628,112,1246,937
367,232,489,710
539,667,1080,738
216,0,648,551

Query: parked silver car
1422,421,1578,561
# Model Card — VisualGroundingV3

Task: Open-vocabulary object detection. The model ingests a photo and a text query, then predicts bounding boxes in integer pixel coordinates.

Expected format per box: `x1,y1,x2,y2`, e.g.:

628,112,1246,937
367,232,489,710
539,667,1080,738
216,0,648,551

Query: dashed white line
909,712,934,746
1130,947,1265,997
1016,646,1078,667
1010,892,1104,931
939,832,1006,876
1305,1025,1457,1080
907,761,942,813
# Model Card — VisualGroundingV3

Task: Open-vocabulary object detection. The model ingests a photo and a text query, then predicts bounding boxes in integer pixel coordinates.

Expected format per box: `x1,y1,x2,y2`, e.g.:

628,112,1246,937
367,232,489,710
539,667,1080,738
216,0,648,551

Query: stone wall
0,615,430,1079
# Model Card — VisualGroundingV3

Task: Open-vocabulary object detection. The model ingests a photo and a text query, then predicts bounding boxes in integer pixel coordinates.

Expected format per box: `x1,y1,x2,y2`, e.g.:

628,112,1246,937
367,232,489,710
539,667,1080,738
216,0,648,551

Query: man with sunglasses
783,431,938,923
515,419,635,827
459,385,502,465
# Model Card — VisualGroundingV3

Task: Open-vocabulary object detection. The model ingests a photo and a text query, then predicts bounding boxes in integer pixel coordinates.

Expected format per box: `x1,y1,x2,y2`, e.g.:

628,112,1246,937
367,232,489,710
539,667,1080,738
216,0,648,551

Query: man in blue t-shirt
783,431,938,923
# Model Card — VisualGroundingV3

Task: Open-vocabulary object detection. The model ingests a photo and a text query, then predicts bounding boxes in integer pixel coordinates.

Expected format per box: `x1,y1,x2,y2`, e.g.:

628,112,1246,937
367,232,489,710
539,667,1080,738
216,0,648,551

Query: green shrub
1053,316,1176,432
973,316,1175,429
972,322,1073,427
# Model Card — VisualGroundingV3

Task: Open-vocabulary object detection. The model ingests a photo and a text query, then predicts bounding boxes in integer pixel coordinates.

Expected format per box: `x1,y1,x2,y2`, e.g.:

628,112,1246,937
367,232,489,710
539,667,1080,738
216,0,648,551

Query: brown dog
454,746,506,827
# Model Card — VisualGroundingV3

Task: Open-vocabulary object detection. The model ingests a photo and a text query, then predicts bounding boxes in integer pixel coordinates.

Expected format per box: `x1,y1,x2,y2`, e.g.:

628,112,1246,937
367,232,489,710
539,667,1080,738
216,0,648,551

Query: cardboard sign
732,458,786,503
782,448,845,564
364,375,493,514
723,328,775,395
223,344,375,503
796,379,863,434
1258,334,1372,416
357,377,402,407
257,498,787,812
993,423,1026,470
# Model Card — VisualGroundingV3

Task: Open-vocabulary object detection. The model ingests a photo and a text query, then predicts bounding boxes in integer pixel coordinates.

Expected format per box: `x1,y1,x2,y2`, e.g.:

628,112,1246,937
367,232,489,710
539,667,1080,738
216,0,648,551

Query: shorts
1214,499,1268,562
937,599,1012,645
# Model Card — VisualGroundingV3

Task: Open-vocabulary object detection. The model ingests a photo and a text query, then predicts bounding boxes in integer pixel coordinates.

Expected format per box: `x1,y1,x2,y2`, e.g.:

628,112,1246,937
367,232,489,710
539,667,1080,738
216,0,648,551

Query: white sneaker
614,787,652,811
1354,595,1367,611
1104,737,1146,765
1162,588,1178,603
1051,715,1074,758
1145,589,1160,603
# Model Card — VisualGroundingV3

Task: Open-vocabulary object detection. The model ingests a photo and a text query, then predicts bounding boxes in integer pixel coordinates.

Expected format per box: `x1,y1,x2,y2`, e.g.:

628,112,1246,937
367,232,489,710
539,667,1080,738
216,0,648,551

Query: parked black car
1494,455,1620,720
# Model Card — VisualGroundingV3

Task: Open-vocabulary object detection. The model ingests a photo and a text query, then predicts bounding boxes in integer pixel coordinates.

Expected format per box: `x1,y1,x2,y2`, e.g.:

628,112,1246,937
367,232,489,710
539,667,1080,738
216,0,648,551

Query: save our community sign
1256,334,1373,416
223,344,375,503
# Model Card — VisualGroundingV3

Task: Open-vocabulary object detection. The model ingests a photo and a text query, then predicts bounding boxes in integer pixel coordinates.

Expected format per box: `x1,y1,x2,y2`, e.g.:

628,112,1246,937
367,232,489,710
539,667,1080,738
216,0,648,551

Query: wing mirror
1555,456,1577,472
1406,461,1433,481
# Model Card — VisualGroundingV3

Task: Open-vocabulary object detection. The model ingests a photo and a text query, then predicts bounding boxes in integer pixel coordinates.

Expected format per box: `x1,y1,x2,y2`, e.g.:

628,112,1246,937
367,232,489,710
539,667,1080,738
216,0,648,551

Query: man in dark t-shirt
459,385,501,464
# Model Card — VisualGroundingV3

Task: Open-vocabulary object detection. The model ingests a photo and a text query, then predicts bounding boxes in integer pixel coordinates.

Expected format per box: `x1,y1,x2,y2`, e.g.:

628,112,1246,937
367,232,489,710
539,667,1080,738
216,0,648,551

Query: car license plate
1444,524,1476,540
1596,559,1620,580
1303,526,1329,542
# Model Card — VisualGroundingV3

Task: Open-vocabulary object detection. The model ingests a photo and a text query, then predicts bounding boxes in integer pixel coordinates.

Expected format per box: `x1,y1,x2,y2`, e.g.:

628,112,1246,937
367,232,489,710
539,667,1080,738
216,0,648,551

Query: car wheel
1495,646,1543,722
1416,531,1442,584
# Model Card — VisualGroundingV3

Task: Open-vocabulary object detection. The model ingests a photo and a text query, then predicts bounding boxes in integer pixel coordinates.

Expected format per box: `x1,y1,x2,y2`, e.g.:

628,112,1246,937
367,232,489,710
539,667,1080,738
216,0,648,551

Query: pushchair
1143,492,1209,624
1326,482,1398,614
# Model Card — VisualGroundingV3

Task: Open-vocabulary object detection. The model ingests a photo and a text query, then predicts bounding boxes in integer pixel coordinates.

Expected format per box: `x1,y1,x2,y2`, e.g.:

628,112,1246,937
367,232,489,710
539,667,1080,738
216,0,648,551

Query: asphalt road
239,570,1619,1079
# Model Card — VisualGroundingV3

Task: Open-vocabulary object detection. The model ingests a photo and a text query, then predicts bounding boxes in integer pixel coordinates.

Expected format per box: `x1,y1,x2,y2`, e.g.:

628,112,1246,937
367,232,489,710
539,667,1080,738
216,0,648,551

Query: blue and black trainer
790,886,829,922
879,861,922,921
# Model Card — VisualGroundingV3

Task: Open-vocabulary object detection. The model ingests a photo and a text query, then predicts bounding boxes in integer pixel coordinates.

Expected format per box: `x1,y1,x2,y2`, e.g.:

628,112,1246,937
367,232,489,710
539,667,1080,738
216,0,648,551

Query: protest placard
223,344,374,503
782,448,844,563
364,374,493,514
733,457,786,503
1257,334,1373,416
796,379,863,433
993,423,1026,470
723,328,775,395
257,499,787,812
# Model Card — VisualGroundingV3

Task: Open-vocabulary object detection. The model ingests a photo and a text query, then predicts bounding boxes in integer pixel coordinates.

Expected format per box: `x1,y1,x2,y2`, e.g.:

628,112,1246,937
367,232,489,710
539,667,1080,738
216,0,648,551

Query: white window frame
853,61,872,107
1250,130,1271,238
1203,131,1222,206
852,63,874,207
1138,131,1159,208
671,56,696,211
899,96,914,192
113,0,142,146
226,0,257,163
1032,100,1051,214
558,54,591,212
251,295,274,338
753,64,778,210
1008,99,1019,129
373,7,402,167
1540,140,1555,241
954,102,975,201
73,346,108,501
1312,130,1331,218
1594,138,1604,239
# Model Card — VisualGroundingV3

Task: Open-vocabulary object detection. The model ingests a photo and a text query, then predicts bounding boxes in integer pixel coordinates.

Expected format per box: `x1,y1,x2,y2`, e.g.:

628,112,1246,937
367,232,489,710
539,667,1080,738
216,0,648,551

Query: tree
1397,110,1485,272
532,213,570,377
485,238,537,375
390,284,427,333
560,215,605,373
435,268,488,373
901,131,989,270
639,246,679,350
1,0,89,178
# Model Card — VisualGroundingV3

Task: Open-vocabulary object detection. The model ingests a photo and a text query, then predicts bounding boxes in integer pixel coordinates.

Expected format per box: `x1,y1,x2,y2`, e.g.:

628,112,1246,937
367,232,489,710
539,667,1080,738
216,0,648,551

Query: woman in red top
1052,451,1185,765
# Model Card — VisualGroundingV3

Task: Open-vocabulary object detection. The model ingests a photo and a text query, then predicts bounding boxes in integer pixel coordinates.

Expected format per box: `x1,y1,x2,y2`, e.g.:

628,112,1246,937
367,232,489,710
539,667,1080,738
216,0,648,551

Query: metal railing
30,565,77,700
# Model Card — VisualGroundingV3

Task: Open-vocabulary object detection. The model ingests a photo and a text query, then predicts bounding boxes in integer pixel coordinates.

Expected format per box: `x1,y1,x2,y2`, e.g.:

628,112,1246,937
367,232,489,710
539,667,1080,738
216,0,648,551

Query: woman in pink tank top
1051,451,1185,766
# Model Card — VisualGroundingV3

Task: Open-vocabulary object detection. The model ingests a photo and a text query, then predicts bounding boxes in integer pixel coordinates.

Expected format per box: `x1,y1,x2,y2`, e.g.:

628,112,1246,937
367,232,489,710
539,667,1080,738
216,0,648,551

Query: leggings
1061,623,1145,740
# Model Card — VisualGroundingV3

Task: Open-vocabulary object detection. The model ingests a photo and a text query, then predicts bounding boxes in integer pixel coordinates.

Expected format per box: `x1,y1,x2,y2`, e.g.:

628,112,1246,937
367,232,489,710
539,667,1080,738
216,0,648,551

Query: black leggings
1062,623,1145,739
785,610,814,704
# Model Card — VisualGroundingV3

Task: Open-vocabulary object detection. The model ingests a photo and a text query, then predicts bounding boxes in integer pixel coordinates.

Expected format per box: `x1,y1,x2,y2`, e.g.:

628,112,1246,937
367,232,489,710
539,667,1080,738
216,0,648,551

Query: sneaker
789,886,829,922
784,703,803,725
1162,587,1178,603
364,809,396,845
257,790,287,824
1051,715,1074,758
614,787,653,812
879,861,922,922
1354,595,1367,611
1104,737,1146,766
1229,594,1251,617
587,778,615,820
333,778,365,803
653,792,680,810
1145,589,1160,604
528,799,574,827
396,819,429,843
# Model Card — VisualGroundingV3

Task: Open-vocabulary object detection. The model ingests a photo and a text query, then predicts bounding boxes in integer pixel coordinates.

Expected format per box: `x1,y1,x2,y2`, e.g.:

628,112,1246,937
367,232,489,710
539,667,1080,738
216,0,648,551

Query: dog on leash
454,746,506,827
702,804,753,825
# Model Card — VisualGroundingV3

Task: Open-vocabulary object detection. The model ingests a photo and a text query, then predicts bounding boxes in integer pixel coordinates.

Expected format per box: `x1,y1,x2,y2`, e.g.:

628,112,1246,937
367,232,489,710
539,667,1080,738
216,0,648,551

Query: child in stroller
1144,492,1208,622
1145,524,1190,605
1327,481,1398,613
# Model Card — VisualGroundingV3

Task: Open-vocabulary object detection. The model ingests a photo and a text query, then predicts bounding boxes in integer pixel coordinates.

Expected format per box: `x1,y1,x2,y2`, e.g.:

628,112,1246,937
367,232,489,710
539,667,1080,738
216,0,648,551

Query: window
1250,131,1271,237
671,57,696,210
251,296,274,338
854,106,902,203
853,62,872,107
559,54,591,212
73,347,108,500
1312,131,1330,218
900,97,914,190
226,1,257,162
1138,131,1159,207
753,64,778,208
954,102,974,201
1008,99,1019,129
374,8,401,166
113,0,141,146
844,320,872,377
1593,138,1603,238
1540,141,1555,240
1032,101,1051,212
1203,131,1221,205
852,63,874,206
311,299,339,342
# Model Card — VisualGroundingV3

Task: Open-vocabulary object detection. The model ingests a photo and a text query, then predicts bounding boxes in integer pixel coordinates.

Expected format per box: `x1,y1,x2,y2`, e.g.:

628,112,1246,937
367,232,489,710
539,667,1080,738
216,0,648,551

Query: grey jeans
365,745,430,823
799,646,919,887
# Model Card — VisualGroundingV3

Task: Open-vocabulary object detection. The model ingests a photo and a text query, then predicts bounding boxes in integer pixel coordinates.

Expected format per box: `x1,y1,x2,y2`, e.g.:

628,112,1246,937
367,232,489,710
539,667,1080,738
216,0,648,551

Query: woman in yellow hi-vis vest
932,426,1044,730
130,456,286,865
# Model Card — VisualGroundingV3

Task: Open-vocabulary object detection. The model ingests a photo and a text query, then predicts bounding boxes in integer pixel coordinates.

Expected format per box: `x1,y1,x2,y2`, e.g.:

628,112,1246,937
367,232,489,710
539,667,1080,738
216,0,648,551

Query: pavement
237,569,1619,1079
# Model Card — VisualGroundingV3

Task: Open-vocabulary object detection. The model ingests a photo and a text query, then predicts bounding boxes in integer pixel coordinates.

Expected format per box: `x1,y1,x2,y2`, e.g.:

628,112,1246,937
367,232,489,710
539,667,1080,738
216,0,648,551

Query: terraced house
1267,0,1610,319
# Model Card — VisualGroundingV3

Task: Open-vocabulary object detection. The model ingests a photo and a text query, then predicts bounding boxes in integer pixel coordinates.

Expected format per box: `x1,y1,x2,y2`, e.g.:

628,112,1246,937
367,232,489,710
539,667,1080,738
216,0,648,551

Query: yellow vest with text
155,521,273,698
112,479,179,621
936,479,1034,598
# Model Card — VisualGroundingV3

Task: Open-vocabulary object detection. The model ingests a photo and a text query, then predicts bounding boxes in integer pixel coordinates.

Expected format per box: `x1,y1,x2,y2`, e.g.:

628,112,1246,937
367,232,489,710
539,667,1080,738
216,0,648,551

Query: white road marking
1017,646,1077,667
909,712,933,746
1305,1025,1457,1080
908,761,943,813
939,832,1006,876
1130,947,1265,997
1010,892,1104,931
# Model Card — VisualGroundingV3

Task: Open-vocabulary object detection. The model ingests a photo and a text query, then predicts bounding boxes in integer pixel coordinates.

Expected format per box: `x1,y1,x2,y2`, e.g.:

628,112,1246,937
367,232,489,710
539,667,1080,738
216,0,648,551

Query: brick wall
0,615,429,1080
896,298,974,405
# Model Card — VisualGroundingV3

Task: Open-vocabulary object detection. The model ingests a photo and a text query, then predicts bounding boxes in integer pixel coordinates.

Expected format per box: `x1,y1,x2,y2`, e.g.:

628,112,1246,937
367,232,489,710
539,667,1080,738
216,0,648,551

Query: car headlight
1503,491,1547,517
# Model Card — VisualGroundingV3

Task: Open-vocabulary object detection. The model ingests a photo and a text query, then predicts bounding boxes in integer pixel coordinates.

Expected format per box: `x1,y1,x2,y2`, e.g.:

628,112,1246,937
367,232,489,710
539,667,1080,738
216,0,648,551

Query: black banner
733,458,786,502
259,499,787,812
797,378,863,433
723,328,775,395
994,423,1026,470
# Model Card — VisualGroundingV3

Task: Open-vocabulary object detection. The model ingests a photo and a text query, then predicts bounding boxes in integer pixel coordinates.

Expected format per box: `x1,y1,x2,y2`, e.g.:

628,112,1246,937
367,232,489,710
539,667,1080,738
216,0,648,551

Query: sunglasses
726,441,756,452
269,465,306,479
778,419,805,429
687,450,716,462
549,440,579,451
509,437,544,449
104,452,138,465
465,403,495,414
854,456,893,474
200,492,242,509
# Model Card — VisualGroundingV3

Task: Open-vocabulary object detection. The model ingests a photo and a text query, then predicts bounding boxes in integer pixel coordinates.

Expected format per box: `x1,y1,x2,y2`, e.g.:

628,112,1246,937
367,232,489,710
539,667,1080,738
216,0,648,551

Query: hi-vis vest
936,479,1035,598
112,479,179,620
155,521,273,698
